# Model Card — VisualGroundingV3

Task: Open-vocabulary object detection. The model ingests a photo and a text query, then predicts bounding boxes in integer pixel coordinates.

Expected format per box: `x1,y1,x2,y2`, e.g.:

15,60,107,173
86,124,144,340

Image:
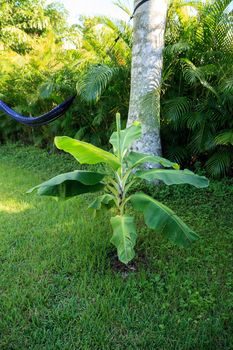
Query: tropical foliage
161,0,233,177
28,115,209,264
0,0,80,145
0,1,131,147
0,0,232,178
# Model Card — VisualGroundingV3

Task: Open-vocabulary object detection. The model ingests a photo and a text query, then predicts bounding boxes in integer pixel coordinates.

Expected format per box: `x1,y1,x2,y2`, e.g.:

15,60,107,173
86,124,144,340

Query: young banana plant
28,114,209,265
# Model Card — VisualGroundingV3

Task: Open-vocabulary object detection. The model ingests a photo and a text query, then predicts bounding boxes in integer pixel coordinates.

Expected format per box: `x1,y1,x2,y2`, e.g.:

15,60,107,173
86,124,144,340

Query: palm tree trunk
128,0,168,156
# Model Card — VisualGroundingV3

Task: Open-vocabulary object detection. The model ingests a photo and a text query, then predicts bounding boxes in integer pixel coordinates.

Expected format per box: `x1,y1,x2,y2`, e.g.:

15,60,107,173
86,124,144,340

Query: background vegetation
0,0,232,178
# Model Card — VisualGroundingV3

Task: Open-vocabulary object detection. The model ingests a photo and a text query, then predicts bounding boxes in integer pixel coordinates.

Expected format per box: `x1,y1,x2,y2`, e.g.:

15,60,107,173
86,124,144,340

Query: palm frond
205,149,232,177
76,64,119,103
181,58,218,96
164,41,190,56
189,119,216,153
92,106,106,127
186,111,205,130
162,96,192,129
196,0,233,51
113,0,132,17
215,130,233,145
219,76,233,94
165,144,189,164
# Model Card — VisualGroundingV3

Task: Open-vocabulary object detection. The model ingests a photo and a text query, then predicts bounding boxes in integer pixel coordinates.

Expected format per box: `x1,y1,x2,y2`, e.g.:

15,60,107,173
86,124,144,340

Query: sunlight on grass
0,200,31,213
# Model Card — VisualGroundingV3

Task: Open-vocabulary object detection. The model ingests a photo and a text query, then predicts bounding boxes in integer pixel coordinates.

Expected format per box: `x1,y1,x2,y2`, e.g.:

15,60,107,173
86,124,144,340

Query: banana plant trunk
127,0,168,156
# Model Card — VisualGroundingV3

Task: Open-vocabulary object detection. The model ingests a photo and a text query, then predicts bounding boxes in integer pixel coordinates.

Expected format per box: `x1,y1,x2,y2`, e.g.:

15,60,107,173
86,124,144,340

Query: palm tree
127,0,169,156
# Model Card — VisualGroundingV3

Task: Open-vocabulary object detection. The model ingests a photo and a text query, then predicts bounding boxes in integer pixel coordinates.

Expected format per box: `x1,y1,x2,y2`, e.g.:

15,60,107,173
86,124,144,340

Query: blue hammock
0,95,76,127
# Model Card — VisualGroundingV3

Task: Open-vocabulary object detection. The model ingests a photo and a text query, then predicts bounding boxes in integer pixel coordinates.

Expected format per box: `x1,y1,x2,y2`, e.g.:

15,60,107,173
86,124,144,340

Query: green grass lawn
0,144,232,350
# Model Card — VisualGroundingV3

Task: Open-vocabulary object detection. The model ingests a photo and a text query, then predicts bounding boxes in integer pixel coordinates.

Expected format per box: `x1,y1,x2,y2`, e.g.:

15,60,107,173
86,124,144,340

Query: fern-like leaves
77,64,119,103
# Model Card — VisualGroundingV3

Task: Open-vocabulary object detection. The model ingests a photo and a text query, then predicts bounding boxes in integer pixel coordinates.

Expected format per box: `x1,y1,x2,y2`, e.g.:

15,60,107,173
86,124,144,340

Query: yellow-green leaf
55,136,120,170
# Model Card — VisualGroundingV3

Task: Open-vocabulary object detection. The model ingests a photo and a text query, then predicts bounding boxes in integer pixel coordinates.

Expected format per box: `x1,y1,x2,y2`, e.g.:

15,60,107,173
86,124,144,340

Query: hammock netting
0,95,76,127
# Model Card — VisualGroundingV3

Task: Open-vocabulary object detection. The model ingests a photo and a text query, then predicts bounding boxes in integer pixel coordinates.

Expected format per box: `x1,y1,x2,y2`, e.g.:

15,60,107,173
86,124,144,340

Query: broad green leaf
27,171,105,199
110,215,137,264
136,169,209,188
89,194,115,211
126,151,180,169
109,122,141,157
55,136,120,170
130,193,199,247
